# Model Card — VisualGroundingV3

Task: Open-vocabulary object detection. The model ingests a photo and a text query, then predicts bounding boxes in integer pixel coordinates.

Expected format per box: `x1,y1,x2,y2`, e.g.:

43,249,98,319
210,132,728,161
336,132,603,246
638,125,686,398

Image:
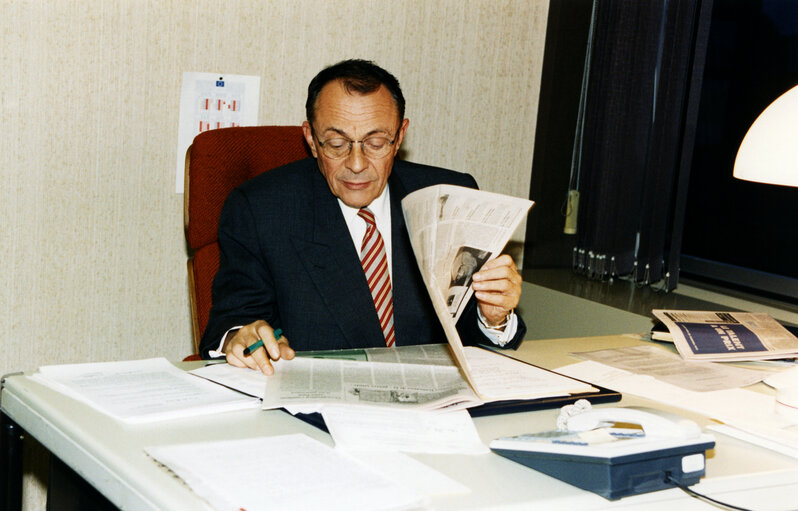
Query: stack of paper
146,434,425,511
33,358,259,423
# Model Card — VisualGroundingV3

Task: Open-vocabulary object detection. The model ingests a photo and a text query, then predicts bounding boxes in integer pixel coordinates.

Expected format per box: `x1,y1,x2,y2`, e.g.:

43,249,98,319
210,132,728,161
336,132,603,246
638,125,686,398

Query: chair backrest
184,126,311,353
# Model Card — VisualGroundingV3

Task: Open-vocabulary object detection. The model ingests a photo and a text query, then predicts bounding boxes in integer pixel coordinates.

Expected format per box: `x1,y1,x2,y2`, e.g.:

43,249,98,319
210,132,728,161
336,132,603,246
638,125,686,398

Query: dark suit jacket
199,158,526,357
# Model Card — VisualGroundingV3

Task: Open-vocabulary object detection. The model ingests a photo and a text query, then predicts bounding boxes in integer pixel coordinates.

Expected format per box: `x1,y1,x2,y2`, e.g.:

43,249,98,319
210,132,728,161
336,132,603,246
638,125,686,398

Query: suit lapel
291,171,386,349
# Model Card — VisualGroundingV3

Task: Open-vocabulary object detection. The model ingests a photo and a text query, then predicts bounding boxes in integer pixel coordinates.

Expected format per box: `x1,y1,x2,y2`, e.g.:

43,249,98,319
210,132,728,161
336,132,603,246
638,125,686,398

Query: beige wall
1,0,548,507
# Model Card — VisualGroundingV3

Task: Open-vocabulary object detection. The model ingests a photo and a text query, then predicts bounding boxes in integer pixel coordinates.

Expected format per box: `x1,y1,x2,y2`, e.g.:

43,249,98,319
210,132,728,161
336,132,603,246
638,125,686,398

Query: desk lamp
733,84,798,416
733,84,798,187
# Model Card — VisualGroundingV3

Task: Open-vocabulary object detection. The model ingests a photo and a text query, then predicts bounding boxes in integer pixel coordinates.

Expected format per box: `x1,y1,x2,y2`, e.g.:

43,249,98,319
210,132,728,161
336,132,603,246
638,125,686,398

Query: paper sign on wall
175,72,260,193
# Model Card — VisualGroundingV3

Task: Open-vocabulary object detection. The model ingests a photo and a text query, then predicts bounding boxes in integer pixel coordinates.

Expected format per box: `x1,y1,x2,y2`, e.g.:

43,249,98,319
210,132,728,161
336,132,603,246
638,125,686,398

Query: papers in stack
32,358,259,423
145,434,426,511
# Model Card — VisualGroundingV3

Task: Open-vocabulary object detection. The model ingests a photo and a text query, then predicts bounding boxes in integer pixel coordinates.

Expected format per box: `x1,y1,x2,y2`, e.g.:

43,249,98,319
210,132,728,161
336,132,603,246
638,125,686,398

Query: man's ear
393,118,410,155
302,121,318,158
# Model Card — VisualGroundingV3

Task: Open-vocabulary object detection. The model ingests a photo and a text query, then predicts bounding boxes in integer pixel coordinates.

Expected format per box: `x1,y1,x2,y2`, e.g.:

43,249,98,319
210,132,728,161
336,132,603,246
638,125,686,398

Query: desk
2,335,798,510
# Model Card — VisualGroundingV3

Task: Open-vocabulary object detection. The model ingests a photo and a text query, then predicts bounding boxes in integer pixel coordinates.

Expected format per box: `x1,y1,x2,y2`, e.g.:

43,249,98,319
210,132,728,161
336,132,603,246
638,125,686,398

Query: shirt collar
337,184,391,224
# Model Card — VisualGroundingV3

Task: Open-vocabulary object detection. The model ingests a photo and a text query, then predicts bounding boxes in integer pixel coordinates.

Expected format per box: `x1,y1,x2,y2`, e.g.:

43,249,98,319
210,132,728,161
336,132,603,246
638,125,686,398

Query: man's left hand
471,254,522,327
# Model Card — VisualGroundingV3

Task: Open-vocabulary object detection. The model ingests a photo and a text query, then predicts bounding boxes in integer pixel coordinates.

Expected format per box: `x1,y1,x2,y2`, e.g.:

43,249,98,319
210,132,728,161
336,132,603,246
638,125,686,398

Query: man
200,59,526,374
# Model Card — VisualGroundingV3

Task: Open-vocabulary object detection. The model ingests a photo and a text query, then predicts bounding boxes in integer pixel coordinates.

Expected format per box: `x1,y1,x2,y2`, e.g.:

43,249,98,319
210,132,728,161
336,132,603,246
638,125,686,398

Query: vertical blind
571,0,713,291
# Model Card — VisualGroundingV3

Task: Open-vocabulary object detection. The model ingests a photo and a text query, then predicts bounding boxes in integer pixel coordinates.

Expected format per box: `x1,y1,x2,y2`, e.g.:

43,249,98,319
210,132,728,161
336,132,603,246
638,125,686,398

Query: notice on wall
175,72,260,193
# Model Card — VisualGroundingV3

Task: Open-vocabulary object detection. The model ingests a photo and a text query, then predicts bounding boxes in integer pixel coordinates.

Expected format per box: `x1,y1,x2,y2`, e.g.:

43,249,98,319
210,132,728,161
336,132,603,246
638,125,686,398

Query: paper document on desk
146,434,425,511
321,405,489,454
32,358,259,423
574,344,766,391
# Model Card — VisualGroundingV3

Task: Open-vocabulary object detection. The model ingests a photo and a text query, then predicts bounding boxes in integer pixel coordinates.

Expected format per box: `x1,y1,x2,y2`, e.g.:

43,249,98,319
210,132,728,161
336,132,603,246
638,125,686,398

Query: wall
0,0,549,507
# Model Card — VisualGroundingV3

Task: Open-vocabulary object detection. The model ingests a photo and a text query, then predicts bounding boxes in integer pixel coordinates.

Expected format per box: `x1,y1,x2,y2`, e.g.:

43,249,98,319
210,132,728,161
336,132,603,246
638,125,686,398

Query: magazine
652,309,798,362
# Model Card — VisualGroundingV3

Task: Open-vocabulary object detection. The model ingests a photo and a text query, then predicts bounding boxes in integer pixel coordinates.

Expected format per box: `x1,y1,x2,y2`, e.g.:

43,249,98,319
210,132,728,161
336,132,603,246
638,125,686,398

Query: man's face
303,80,409,209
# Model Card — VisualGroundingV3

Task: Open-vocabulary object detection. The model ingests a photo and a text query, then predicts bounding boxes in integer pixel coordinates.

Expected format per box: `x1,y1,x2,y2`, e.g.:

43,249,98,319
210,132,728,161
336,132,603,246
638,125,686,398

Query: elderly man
201,59,526,374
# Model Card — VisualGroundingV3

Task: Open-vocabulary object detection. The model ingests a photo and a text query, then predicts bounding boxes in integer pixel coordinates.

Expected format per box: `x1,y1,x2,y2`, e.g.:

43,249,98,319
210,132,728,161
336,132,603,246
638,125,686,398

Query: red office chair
184,126,311,357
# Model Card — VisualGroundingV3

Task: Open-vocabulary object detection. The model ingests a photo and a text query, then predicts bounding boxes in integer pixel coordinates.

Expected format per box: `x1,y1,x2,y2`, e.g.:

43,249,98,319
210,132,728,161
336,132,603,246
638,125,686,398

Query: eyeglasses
312,128,399,159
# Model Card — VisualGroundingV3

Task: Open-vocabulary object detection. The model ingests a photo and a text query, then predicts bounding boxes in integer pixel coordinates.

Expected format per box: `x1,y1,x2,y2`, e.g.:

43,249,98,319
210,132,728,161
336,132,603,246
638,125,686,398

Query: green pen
243,328,283,356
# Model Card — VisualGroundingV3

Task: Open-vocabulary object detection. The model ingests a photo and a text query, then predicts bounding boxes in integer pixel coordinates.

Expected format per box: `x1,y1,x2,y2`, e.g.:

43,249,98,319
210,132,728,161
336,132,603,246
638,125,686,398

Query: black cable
665,475,753,511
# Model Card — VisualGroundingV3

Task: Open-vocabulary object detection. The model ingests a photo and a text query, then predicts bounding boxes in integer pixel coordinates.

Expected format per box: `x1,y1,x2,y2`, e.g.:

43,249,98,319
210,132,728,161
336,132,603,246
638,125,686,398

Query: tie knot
357,208,376,227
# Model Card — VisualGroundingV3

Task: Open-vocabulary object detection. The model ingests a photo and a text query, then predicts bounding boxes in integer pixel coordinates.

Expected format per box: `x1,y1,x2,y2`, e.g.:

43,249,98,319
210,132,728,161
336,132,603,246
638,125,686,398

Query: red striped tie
358,208,395,347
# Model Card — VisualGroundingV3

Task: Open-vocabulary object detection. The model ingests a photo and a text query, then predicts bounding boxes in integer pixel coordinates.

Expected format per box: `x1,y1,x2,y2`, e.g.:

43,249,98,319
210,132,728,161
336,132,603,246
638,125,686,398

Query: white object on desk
764,365,798,389
775,387,798,423
322,405,489,454
145,433,425,511
32,357,259,423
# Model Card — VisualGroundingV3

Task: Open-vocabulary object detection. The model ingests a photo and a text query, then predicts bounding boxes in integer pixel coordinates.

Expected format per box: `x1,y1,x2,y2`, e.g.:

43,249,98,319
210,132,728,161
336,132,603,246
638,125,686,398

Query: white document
464,346,596,400
573,344,766,391
322,405,488,454
146,434,425,511
346,451,471,496
175,72,260,193
189,362,267,398
764,366,798,389
33,358,259,423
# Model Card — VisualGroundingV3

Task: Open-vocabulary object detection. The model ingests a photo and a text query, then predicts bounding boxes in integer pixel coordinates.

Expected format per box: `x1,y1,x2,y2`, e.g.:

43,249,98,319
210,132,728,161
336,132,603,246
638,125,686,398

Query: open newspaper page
401,185,596,401
652,309,798,361
402,185,533,323
261,357,482,411
190,344,463,410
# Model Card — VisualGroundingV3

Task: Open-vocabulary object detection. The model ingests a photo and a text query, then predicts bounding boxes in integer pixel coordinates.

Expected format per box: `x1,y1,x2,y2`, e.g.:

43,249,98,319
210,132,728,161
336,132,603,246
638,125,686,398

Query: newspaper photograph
652,309,798,361
401,184,534,323
261,357,482,411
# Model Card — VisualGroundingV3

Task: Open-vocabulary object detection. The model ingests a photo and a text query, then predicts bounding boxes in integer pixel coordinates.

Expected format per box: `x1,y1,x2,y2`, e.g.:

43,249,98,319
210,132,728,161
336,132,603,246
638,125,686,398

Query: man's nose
346,142,368,173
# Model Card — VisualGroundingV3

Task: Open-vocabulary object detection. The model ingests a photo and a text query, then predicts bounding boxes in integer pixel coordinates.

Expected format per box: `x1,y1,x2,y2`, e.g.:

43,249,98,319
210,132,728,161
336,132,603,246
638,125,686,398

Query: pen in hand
243,328,283,356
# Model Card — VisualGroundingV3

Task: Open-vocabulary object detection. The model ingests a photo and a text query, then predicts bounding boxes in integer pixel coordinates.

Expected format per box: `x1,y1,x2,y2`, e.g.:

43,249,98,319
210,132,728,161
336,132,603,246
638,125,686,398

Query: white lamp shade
733,84,798,187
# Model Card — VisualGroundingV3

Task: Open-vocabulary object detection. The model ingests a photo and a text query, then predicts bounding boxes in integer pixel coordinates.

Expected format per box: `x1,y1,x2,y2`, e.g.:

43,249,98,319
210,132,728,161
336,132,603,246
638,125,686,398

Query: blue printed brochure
652,310,798,362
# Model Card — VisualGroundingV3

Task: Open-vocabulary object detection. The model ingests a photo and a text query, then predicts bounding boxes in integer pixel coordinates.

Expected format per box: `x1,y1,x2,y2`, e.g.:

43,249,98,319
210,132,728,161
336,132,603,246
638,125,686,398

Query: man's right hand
223,320,295,375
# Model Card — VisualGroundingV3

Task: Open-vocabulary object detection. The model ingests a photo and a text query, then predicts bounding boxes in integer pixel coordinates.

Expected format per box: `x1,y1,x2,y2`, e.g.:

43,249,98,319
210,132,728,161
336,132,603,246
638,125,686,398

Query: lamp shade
733,84,798,187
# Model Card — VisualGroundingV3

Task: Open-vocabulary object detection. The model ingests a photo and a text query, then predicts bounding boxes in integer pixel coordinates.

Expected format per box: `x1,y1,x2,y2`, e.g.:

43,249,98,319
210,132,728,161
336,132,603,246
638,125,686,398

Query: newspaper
652,309,798,361
402,185,596,401
402,184,533,322
261,357,481,411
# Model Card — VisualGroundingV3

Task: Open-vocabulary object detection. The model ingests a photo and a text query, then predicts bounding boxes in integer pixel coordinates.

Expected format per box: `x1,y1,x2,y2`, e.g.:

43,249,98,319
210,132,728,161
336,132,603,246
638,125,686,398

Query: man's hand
223,320,295,375
471,254,522,328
